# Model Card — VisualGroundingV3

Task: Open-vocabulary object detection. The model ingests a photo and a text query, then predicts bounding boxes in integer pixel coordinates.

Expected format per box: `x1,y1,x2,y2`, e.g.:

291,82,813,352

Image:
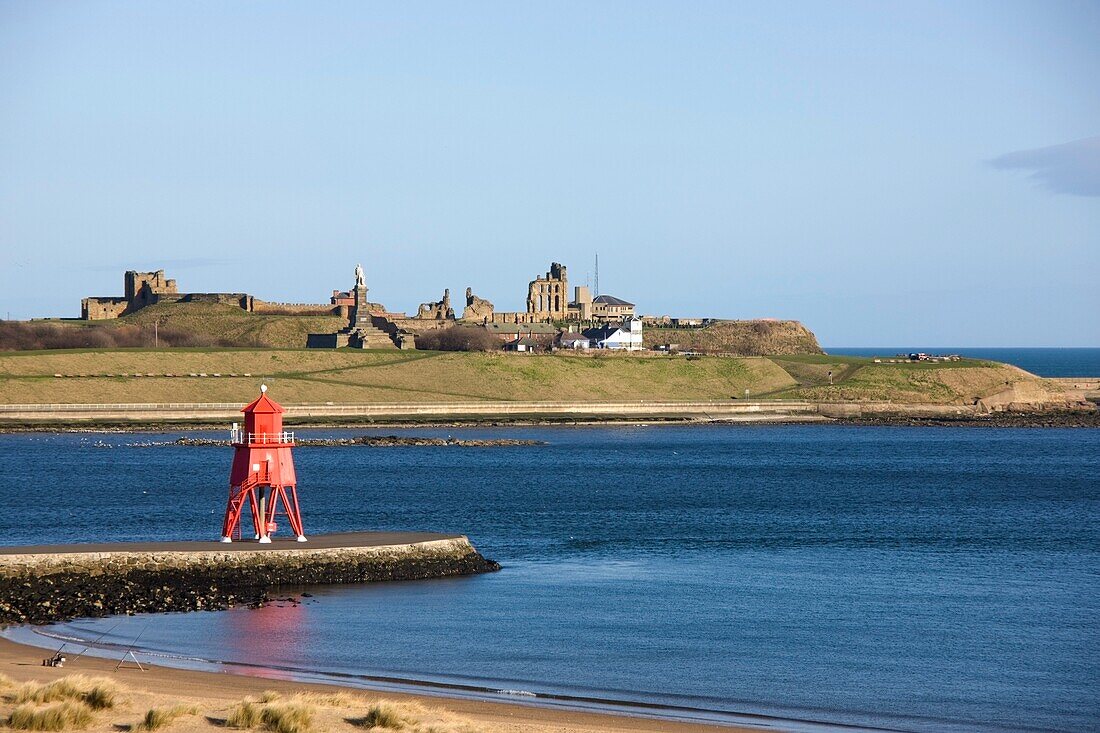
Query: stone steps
352,324,399,349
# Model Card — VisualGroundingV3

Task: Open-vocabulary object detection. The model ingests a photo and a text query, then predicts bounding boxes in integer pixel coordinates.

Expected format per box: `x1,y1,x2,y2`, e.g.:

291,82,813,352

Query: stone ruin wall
251,299,343,316
490,311,545,325
385,317,453,334
178,293,251,309
461,287,494,323
80,297,129,320
80,269,350,321
414,289,455,321
124,270,177,300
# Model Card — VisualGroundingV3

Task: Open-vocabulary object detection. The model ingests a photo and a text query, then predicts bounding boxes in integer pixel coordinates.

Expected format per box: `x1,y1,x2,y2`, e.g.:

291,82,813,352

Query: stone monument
307,263,413,349
350,263,374,331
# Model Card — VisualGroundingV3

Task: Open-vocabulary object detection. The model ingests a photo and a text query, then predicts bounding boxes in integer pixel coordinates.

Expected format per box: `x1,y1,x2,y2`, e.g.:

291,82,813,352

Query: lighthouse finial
260,383,268,393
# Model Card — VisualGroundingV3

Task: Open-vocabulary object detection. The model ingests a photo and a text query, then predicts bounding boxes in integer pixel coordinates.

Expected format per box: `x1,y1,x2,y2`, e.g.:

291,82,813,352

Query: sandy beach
0,637,756,733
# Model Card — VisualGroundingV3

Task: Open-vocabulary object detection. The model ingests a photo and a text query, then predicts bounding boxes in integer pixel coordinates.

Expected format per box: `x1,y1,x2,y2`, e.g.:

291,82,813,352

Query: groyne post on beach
0,533,499,626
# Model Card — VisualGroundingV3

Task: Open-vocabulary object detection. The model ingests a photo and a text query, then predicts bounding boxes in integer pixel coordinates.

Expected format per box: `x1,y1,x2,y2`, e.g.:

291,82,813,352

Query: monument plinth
352,282,373,330
307,263,413,349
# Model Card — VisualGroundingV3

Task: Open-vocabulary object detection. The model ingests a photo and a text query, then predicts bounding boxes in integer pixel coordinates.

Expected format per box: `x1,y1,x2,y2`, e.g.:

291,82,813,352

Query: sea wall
0,537,498,625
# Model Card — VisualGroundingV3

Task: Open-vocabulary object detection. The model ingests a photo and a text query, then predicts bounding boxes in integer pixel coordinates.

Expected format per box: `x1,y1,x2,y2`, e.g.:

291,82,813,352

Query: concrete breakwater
0,533,499,625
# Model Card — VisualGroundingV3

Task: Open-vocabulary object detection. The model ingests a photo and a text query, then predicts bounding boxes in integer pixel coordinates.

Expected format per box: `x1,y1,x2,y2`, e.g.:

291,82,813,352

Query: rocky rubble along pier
125,436,546,448
0,533,499,625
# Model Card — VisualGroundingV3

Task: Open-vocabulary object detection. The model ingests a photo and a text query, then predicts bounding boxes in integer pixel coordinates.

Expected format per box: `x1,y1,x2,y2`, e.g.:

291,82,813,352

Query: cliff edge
644,320,823,355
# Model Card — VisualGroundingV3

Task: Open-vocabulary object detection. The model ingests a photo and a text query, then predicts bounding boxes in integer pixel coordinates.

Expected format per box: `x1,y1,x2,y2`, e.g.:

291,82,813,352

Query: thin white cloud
991,135,1100,197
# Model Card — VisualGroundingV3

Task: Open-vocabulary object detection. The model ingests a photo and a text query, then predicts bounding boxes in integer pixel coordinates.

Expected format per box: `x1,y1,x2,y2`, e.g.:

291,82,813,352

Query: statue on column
354,263,365,288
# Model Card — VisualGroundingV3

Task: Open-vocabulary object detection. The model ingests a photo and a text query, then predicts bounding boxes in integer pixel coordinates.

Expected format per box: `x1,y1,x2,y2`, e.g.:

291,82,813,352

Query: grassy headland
15,303,344,349
0,348,1075,410
644,320,822,355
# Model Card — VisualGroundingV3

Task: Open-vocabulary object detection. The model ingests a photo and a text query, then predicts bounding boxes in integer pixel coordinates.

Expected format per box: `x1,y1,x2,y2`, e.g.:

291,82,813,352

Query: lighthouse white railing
229,429,295,445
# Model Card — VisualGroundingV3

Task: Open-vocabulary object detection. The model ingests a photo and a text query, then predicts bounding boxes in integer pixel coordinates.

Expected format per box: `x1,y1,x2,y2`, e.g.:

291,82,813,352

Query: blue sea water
1,426,1098,732
824,347,1100,378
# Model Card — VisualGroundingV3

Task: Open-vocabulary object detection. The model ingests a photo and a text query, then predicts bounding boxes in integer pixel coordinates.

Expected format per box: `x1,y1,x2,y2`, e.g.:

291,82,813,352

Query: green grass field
83,301,345,348
0,347,1063,406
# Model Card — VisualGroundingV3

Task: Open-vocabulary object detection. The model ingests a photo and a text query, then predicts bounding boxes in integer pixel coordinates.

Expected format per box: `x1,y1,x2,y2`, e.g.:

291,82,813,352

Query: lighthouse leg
247,490,262,541
277,486,306,541
221,488,245,543
257,488,271,543
286,485,307,541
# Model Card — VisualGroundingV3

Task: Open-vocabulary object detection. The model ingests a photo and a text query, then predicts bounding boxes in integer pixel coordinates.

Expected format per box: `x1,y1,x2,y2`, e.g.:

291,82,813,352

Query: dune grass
259,702,314,733
7,675,121,710
225,695,315,733
349,699,482,733
7,701,94,731
355,701,409,729
288,691,356,708
225,700,262,729
134,703,199,731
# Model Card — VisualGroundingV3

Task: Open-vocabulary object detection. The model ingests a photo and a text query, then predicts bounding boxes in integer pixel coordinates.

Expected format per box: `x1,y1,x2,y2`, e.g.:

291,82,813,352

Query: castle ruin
80,258,637,350
82,270,180,320
80,270,349,321
526,262,569,320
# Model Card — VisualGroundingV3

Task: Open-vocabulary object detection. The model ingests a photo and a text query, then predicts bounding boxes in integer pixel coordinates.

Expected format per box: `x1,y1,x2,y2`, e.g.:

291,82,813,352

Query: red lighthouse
220,385,307,544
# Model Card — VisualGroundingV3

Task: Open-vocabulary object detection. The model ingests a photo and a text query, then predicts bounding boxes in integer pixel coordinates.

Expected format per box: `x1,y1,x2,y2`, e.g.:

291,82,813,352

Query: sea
824,347,1100,378
1,424,1098,733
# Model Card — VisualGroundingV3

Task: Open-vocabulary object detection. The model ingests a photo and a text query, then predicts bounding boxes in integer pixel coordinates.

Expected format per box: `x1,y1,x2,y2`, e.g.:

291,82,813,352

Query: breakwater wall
0,534,498,625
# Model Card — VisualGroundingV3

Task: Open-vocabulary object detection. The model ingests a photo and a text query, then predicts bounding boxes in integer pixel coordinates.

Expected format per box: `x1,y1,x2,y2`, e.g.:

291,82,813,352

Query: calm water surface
1,425,1097,732
825,347,1100,377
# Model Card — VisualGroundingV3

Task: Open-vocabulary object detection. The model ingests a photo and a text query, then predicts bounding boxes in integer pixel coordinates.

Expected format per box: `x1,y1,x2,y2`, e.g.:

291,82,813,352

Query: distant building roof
559,334,590,344
593,294,634,307
582,325,619,341
504,336,541,349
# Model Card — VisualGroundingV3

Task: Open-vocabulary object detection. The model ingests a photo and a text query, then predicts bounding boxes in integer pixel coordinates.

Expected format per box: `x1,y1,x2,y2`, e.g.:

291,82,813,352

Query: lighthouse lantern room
220,385,307,543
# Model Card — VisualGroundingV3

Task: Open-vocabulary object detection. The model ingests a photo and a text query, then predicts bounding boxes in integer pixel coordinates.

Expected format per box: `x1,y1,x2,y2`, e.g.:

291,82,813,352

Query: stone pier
0,532,499,625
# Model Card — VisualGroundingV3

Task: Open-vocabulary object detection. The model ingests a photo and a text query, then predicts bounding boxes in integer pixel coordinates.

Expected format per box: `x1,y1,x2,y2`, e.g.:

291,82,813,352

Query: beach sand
0,637,757,733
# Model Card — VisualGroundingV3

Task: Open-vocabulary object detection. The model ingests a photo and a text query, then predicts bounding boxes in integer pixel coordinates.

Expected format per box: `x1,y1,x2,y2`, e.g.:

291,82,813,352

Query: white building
558,333,591,349
585,317,644,351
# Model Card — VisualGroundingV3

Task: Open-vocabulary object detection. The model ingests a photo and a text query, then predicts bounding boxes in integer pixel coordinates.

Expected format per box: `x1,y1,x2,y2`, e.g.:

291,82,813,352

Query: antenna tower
595,253,599,297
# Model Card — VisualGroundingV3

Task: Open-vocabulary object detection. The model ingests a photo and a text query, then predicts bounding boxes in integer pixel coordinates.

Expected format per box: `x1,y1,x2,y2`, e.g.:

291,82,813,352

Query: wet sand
0,637,757,733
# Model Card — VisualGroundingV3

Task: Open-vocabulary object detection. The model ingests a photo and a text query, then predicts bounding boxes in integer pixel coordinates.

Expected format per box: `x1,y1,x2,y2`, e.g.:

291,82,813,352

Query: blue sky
1,1,1097,346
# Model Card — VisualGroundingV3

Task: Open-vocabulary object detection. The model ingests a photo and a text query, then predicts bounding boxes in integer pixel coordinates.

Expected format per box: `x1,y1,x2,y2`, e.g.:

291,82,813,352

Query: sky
1,1,1098,346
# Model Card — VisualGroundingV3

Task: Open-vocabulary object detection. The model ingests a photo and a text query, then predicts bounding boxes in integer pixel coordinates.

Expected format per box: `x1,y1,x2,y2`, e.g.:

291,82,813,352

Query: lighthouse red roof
241,389,284,414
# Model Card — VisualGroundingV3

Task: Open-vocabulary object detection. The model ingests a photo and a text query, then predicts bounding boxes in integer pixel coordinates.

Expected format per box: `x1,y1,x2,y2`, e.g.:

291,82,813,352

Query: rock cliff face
644,320,823,355
0,537,499,625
